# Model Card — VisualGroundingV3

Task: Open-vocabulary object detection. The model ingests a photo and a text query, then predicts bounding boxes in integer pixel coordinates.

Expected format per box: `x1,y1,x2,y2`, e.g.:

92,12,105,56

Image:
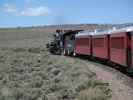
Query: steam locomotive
47,26,133,74
46,29,82,55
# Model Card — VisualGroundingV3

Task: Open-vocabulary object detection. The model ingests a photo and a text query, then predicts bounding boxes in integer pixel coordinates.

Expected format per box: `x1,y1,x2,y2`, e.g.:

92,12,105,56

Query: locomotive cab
63,34,75,55
63,30,82,56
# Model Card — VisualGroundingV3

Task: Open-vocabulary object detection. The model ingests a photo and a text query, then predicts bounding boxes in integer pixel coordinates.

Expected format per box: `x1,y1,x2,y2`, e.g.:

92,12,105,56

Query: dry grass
0,47,111,100
75,80,111,100
76,88,109,100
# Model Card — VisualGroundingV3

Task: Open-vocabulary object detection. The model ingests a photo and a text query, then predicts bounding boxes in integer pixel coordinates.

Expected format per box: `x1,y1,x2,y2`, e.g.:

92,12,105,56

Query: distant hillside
1,23,133,33
41,24,114,31
26,23,133,31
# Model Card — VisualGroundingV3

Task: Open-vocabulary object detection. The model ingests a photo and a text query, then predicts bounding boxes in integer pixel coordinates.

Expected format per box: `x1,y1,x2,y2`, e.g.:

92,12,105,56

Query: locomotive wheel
73,52,76,56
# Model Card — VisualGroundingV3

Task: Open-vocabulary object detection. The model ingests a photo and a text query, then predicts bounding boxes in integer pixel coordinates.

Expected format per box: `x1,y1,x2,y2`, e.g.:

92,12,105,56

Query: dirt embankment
83,60,133,100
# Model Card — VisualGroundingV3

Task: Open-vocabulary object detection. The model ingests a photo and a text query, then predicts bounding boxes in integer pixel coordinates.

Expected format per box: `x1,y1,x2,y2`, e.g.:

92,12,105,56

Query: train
46,26,133,74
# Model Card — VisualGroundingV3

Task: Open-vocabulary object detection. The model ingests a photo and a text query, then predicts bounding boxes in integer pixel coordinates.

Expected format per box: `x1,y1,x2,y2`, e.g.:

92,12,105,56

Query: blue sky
0,0,133,27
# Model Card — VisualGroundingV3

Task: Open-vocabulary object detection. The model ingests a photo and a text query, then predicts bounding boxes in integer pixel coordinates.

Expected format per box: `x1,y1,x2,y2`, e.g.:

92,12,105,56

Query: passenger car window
93,38,104,47
76,38,90,46
111,37,125,49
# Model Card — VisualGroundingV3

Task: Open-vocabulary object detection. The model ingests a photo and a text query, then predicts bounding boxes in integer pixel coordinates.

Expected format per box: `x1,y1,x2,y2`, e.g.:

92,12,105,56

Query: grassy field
0,28,55,47
0,27,112,100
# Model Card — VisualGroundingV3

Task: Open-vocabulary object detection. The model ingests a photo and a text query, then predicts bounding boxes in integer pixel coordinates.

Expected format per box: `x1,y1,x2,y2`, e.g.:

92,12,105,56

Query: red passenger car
75,31,92,55
92,34,110,60
110,31,131,67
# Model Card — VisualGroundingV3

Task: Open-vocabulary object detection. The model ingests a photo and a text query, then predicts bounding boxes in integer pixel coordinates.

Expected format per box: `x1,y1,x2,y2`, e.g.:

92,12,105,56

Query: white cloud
4,4,17,13
20,7,50,16
3,4,50,16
